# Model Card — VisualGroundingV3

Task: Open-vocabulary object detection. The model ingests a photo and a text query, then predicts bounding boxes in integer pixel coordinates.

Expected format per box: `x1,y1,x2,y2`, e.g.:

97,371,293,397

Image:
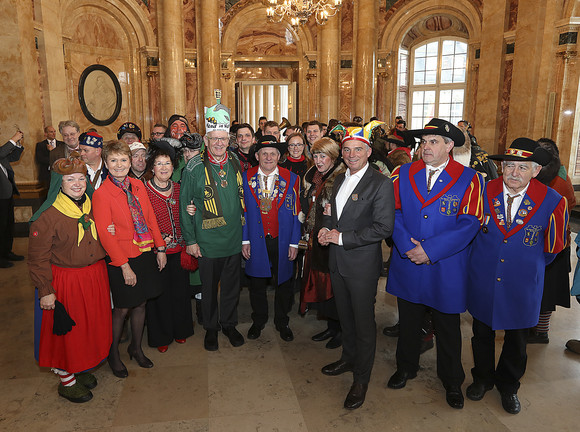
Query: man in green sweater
180,97,246,351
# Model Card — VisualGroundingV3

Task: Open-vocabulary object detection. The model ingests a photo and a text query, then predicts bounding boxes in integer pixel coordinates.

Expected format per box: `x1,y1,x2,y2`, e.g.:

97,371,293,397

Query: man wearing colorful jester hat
179,95,246,352
28,153,112,404
386,118,485,410
465,137,568,415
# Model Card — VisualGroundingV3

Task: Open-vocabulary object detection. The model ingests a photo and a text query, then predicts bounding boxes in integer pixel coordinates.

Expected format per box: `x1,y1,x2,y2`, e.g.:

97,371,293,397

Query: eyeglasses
288,143,304,148
154,161,172,167
208,137,229,143
152,132,164,136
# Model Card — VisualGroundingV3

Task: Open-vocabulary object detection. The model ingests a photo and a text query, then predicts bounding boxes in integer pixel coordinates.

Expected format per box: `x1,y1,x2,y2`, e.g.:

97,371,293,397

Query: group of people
6,102,573,414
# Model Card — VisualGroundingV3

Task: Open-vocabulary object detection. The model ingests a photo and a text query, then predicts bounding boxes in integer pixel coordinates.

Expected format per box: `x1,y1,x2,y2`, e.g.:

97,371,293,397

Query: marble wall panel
234,67,292,81
70,13,126,49
148,72,161,126
69,51,130,140
183,0,196,48
498,59,513,155
339,70,352,122
185,71,199,132
236,22,298,56
341,0,354,51
508,0,519,31
147,0,158,36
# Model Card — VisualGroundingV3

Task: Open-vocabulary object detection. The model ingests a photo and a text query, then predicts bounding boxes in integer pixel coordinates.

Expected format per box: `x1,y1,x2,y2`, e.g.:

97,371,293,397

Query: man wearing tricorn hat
179,95,246,352
465,138,568,414
386,118,484,409
242,135,301,343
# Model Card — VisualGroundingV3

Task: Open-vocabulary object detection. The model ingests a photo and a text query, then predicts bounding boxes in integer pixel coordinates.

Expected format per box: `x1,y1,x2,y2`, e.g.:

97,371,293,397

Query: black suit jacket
35,139,63,184
0,140,24,198
324,165,395,280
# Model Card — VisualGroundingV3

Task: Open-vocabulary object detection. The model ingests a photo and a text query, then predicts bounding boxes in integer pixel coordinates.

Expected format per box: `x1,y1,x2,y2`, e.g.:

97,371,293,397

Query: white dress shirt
86,159,104,190
333,162,370,245
503,182,530,224
425,158,450,191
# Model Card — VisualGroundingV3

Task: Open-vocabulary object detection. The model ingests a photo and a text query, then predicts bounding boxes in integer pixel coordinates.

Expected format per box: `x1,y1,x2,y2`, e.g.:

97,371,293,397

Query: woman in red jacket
93,140,166,378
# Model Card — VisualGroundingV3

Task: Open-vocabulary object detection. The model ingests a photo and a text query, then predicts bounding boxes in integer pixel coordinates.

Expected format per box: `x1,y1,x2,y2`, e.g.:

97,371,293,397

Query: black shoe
420,338,434,354
527,329,549,344
382,323,400,337
500,392,521,414
321,359,354,376
387,370,417,389
0,259,13,268
6,252,24,261
312,328,335,342
107,357,128,378
204,330,219,351
276,325,294,342
247,324,263,340
326,332,342,349
344,382,368,410
127,346,154,368
466,381,493,401
445,385,464,409
222,326,245,347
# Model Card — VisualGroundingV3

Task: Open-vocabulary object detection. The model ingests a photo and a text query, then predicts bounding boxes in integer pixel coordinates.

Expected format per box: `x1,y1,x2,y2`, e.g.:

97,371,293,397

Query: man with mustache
386,118,484,410
466,138,568,414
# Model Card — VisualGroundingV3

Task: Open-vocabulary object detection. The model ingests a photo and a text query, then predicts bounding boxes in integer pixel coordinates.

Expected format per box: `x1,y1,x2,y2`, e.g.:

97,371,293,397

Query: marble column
319,13,340,123
158,0,187,121
507,0,559,144
473,0,508,154
196,0,221,133
38,0,69,128
353,0,376,121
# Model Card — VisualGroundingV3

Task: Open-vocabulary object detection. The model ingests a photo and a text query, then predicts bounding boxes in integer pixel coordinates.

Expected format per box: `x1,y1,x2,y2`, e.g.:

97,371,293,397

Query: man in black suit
318,127,395,410
35,125,63,188
0,130,25,268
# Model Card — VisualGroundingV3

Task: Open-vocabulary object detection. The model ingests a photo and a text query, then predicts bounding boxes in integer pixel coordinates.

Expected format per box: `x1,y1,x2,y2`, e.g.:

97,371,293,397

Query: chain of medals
211,161,230,188
258,173,280,214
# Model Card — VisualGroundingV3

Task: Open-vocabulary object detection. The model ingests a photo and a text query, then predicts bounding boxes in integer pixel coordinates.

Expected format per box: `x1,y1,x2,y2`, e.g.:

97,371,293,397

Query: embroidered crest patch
439,194,460,216
523,225,542,247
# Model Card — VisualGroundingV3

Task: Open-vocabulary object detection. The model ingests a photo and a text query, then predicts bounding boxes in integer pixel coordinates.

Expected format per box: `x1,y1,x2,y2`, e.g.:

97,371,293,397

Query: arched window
408,38,468,129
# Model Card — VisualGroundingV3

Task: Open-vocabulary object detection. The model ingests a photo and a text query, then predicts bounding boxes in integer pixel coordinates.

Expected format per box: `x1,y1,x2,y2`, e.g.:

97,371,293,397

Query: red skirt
38,260,112,373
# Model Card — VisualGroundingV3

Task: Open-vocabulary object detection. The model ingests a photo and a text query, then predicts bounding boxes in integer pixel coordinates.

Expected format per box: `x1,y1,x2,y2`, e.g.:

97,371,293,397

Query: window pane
426,57,437,71
440,90,451,103
455,41,467,54
453,69,466,83
454,54,466,69
412,104,423,117
413,91,425,104
441,69,453,84
426,42,438,56
415,44,426,56
442,55,454,70
414,71,425,85
415,57,426,72
411,118,425,129
439,103,451,117
424,91,436,103
442,40,455,55
425,71,437,84
423,104,434,117
452,89,464,102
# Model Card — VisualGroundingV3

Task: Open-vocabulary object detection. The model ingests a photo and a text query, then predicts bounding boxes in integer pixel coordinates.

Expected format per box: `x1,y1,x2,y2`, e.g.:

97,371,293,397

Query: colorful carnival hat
204,89,231,133
52,152,87,176
407,118,465,147
79,131,103,148
489,137,552,166
117,122,142,141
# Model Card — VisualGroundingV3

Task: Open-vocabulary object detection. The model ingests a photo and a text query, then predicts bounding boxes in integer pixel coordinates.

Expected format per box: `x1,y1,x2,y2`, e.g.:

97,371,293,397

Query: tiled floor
2,236,580,431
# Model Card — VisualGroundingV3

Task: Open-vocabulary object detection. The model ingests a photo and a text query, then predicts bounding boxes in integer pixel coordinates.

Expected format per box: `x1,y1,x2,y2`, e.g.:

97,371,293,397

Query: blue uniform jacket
468,177,568,330
387,159,484,314
242,166,301,283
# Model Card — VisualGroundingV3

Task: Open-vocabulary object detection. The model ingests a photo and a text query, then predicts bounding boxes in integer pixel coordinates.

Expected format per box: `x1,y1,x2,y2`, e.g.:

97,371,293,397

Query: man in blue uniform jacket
318,126,395,410
466,138,568,414
386,118,484,409
242,135,301,342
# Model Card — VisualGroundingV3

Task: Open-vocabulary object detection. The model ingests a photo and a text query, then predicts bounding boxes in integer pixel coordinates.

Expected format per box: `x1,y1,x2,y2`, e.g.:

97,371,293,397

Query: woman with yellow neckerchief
28,153,112,404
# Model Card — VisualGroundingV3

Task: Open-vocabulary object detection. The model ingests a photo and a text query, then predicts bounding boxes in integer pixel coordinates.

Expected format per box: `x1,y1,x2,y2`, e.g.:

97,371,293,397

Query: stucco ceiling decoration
401,14,469,49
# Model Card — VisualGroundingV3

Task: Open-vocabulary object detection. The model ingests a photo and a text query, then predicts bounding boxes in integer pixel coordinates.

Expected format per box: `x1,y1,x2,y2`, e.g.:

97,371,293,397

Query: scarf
201,151,245,229
109,175,154,251
52,191,98,246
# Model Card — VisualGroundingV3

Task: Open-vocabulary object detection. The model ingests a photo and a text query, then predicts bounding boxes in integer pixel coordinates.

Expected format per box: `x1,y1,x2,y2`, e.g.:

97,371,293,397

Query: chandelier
266,0,343,27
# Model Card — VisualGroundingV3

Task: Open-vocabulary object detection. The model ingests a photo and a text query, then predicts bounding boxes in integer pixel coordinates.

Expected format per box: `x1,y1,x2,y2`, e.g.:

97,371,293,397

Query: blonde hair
311,137,340,162
102,140,131,161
